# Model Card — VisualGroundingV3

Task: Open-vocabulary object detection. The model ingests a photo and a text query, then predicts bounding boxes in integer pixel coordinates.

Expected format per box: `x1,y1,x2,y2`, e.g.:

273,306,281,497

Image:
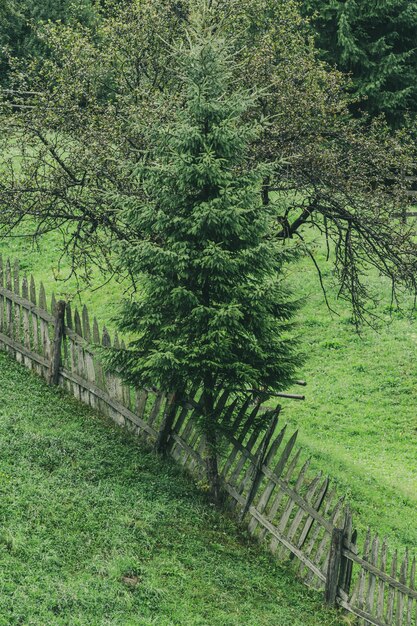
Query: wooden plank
135,389,149,420
221,402,261,479
354,529,371,615
29,277,40,360
49,301,66,385
66,302,73,330
276,473,327,558
0,257,3,333
338,510,354,595
13,259,21,350
21,276,31,368
82,305,91,341
247,424,287,535
51,292,57,316
74,308,83,337
292,477,329,556
387,550,398,624
325,527,344,606
148,392,165,428
366,534,380,620
37,281,50,372
92,317,100,343
377,540,388,623
396,551,408,626
29,276,36,305
406,557,415,626
120,340,132,410
5,260,13,341
258,448,302,543
239,411,279,520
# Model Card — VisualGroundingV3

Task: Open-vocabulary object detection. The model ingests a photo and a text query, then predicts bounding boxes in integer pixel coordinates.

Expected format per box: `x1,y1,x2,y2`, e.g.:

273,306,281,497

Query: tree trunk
205,422,220,502
155,391,179,454
262,176,270,206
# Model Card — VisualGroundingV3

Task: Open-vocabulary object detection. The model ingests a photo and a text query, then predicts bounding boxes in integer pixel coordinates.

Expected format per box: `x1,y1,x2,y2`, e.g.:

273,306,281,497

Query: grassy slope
283,239,417,549
1,229,416,550
0,352,341,626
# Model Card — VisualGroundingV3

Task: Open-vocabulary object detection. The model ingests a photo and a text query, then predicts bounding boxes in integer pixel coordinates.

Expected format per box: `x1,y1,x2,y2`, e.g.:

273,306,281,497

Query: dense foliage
303,0,417,124
0,0,99,84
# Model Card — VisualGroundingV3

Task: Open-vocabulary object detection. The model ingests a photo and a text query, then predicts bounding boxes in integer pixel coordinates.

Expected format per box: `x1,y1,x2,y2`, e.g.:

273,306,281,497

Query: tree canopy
1,0,415,325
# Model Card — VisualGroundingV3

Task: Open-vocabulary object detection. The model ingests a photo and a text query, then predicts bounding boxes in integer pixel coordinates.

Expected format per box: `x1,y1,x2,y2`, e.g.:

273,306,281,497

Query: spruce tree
69,6,301,498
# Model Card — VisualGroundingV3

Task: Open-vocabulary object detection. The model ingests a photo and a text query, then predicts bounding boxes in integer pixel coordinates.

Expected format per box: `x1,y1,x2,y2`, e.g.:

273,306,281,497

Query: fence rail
0,255,414,626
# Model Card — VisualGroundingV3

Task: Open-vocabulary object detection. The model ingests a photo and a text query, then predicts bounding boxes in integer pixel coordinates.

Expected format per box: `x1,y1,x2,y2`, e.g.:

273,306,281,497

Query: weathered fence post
325,527,345,606
49,300,66,386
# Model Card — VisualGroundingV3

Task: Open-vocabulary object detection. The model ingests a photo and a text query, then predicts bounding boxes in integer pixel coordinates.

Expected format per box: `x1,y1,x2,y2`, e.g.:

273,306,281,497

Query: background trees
0,0,100,85
303,0,417,125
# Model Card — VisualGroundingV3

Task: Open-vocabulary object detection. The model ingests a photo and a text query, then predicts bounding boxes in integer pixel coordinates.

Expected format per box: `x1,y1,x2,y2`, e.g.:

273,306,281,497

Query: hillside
0,351,342,625
1,229,416,550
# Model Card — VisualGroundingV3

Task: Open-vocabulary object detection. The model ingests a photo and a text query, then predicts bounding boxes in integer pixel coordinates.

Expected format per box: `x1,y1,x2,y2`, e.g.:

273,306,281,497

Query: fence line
0,255,415,626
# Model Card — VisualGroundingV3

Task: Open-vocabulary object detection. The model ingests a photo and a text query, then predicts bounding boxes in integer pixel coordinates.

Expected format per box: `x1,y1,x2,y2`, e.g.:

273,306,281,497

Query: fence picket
387,551,398,625
13,260,21,356
247,424,287,535
0,256,3,333
21,276,31,368
258,447,302,543
407,557,415,626
397,551,408,626
5,260,13,342
366,535,379,620
377,540,388,622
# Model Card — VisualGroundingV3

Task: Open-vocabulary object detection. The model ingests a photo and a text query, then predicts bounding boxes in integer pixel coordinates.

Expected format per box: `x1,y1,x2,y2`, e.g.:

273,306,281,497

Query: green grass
0,352,342,625
1,227,416,552
282,239,417,550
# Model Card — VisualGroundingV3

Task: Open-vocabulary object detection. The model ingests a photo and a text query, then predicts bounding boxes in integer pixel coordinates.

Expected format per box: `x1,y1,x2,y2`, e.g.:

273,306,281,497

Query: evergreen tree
106,6,299,498
303,0,417,124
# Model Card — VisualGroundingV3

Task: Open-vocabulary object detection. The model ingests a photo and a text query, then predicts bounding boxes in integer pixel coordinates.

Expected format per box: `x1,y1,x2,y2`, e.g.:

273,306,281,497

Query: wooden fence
0,255,415,626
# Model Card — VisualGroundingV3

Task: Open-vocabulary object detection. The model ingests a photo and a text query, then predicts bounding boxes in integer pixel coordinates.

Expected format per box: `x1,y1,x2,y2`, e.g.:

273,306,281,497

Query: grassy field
0,227,416,552
0,351,343,626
